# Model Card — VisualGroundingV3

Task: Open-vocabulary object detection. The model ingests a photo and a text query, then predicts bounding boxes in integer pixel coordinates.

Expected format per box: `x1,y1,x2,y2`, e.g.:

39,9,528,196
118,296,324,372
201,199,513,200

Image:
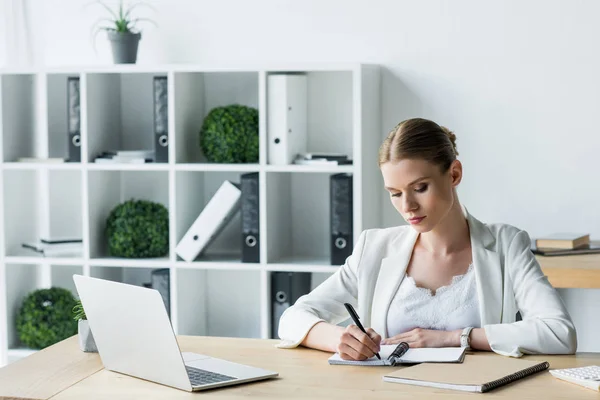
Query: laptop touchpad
181,352,211,363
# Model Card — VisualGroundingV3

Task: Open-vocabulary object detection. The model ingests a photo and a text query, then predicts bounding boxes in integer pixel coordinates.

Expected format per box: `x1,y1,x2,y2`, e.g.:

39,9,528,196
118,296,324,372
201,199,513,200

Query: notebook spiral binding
388,342,410,364
481,361,550,392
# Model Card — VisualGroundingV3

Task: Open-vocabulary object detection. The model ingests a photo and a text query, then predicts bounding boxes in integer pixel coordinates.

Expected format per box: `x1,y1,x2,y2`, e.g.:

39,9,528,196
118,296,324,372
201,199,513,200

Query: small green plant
199,104,259,163
89,0,157,39
16,288,78,349
105,199,169,258
73,299,87,321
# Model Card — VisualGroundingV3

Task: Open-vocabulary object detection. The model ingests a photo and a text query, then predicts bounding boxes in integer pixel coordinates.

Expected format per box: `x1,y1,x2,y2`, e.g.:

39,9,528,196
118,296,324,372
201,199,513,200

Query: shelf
264,164,354,173
2,162,81,170
173,71,259,164
86,163,170,171
4,256,84,265
176,254,260,271
265,263,339,274
174,163,260,172
537,254,600,289
88,257,170,268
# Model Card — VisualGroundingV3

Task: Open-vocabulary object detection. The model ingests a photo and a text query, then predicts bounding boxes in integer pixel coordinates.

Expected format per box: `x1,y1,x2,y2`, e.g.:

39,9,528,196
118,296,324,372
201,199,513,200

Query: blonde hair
378,118,458,171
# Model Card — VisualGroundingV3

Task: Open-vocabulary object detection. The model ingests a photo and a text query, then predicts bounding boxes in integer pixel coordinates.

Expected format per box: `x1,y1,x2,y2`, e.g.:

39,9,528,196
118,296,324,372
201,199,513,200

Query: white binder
267,74,308,165
175,180,241,262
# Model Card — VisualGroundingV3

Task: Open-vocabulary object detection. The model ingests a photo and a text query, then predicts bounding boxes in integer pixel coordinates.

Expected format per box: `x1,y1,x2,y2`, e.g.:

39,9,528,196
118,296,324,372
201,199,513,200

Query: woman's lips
408,216,426,225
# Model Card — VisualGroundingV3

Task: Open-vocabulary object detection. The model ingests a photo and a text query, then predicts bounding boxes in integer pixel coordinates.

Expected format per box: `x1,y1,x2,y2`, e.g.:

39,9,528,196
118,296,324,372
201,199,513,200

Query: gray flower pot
107,31,141,64
78,319,97,352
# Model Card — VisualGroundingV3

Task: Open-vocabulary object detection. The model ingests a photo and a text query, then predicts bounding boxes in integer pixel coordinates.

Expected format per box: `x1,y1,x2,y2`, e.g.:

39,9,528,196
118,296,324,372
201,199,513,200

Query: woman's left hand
381,328,459,348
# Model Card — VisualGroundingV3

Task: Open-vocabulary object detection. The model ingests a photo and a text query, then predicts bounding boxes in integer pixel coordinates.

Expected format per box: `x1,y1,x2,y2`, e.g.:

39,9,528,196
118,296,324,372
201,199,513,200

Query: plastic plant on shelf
16,288,78,349
105,199,169,258
199,104,259,163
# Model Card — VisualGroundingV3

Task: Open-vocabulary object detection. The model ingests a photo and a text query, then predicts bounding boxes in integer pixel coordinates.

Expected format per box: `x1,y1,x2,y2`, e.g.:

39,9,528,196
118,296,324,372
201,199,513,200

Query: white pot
78,319,98,353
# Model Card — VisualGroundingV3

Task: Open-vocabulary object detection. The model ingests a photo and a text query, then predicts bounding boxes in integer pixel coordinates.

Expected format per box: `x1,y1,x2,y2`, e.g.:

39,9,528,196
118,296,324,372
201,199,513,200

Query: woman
277,118,577,360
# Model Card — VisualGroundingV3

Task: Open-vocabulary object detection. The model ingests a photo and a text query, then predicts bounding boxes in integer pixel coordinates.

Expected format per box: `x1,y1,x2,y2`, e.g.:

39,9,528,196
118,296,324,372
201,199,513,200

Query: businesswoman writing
277,118,577,360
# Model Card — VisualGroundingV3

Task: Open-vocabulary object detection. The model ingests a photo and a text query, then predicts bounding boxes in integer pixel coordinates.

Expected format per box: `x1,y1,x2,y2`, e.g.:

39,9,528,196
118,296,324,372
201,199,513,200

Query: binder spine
481,361,550,393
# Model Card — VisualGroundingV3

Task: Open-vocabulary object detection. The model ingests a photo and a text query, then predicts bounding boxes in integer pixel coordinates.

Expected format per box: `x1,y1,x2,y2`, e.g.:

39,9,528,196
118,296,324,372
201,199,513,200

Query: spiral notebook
383,353,549,393
328,342,466,366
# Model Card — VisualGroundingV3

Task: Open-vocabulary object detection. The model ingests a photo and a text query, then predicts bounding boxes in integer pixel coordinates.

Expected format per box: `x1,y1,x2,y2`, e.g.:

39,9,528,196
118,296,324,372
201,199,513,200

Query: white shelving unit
0,63,381,366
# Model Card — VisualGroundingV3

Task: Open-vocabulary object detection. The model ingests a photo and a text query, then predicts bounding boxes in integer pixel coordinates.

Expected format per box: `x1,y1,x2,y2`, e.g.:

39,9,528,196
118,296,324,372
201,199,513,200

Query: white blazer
277,208,577,357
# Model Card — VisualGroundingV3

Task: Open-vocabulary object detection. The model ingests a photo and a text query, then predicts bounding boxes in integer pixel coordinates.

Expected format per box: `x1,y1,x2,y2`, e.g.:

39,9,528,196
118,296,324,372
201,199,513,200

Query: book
22,241,83,257
328,343,466,366
383,353,549,393
535,233,589,249
532,242,600,256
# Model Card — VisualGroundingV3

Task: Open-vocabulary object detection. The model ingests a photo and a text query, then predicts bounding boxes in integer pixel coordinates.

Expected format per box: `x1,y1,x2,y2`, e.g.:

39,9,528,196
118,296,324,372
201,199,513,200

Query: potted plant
16,288,78,349
91,0,157,64
73,299,97,352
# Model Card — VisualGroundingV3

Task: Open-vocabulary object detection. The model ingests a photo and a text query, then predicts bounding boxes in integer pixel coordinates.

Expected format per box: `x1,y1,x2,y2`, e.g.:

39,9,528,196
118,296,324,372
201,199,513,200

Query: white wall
18,0,600,351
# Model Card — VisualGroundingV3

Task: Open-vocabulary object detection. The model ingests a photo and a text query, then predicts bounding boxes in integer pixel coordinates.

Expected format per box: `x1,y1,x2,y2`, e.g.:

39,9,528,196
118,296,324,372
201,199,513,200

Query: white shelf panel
3,256,84,265
86,163,170,171
266,255,340,273
265,264,340,273
7,347,37,362
174,163,260,172
2,162,81,171
0,63,366,75
265,164,355,173
176,262,261,271
88,257,171,268
176,254,260,271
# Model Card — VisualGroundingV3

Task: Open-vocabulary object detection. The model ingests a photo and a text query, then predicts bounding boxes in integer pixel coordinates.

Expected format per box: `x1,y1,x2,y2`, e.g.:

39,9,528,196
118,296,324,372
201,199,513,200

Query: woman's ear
449,160,462,187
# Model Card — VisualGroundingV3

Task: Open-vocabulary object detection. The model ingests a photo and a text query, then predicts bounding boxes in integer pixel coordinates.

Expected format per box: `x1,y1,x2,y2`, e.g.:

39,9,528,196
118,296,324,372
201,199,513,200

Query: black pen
344,302,381,360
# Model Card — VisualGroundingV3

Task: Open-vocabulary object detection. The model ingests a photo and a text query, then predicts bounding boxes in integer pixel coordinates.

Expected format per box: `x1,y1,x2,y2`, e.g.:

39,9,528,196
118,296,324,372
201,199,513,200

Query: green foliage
90,0,157,38
73,299,87,321
16,288,78,349
199,104,259,163
105,199,169,258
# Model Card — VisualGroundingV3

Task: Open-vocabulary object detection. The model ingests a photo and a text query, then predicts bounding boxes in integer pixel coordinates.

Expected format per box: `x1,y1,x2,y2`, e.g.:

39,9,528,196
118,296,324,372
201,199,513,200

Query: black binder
151,268,171,318
241,172,260,263
271,272,311,339
330,173,353,265
67,77,81,162
153,76,169,163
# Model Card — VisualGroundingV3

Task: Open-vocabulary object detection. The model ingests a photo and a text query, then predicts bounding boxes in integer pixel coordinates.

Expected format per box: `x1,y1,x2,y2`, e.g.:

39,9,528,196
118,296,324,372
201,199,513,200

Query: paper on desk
328,345,466,366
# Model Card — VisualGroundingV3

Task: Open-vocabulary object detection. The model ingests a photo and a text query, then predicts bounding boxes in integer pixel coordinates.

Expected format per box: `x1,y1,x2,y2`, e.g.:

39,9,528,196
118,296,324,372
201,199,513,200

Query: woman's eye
415,184,428,193
391,192,402,198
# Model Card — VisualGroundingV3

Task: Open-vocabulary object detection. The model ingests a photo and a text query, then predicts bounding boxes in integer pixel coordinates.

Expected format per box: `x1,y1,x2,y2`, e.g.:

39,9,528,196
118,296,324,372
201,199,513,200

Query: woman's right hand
337,325,382,360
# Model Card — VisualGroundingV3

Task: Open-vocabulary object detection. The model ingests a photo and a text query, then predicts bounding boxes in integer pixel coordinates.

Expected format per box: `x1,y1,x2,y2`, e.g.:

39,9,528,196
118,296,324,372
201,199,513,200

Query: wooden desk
1,336,599,399
537,254,600,288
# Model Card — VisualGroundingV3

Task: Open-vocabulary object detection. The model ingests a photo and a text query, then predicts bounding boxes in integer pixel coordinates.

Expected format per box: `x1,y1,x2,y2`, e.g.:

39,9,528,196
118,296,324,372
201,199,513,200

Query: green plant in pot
199,104,259,163
73,299,97,352
105,199,169,258
16,288,78,349
91,0,157,64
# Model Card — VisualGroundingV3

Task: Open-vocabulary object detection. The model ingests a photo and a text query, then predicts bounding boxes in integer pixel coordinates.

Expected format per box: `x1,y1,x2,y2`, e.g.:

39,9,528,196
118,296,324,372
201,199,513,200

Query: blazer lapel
467,210,504,325
371,229,419,338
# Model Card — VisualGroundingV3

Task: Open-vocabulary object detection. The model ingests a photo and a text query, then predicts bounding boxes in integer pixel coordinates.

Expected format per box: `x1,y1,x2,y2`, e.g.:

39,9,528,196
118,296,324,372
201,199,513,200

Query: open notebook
328,342,467,366
383,353,550,393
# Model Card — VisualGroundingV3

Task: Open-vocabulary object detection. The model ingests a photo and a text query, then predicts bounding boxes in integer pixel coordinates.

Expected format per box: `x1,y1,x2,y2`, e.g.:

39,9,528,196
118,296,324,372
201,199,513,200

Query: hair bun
441,126,458,156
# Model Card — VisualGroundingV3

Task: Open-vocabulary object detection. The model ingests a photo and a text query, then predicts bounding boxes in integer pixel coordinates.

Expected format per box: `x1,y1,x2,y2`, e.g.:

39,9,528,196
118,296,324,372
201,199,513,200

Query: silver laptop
73,275,278,392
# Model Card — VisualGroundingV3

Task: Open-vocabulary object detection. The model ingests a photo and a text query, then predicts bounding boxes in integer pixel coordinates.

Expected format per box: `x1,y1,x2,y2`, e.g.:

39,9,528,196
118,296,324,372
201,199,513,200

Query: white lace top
386,263,481,337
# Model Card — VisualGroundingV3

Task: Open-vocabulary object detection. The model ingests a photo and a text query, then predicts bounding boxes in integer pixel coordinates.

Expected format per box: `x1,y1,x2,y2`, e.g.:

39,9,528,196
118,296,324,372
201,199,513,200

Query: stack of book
531,233,600,256
22,238,83,257
293,153,353,166
94,150,155,164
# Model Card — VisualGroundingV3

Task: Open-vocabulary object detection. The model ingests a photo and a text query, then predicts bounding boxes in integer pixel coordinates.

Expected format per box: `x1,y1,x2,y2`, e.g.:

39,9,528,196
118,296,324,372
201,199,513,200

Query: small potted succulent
73,299,97,352
91,0,157,64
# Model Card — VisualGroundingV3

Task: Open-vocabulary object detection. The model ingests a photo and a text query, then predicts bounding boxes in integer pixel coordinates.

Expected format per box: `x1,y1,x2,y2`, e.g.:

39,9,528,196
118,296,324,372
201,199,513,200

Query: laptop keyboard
186,366,237,386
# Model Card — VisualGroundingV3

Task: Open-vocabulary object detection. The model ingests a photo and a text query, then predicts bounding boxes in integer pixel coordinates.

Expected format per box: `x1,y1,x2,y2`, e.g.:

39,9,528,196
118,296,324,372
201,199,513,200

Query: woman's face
380,158,461,233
